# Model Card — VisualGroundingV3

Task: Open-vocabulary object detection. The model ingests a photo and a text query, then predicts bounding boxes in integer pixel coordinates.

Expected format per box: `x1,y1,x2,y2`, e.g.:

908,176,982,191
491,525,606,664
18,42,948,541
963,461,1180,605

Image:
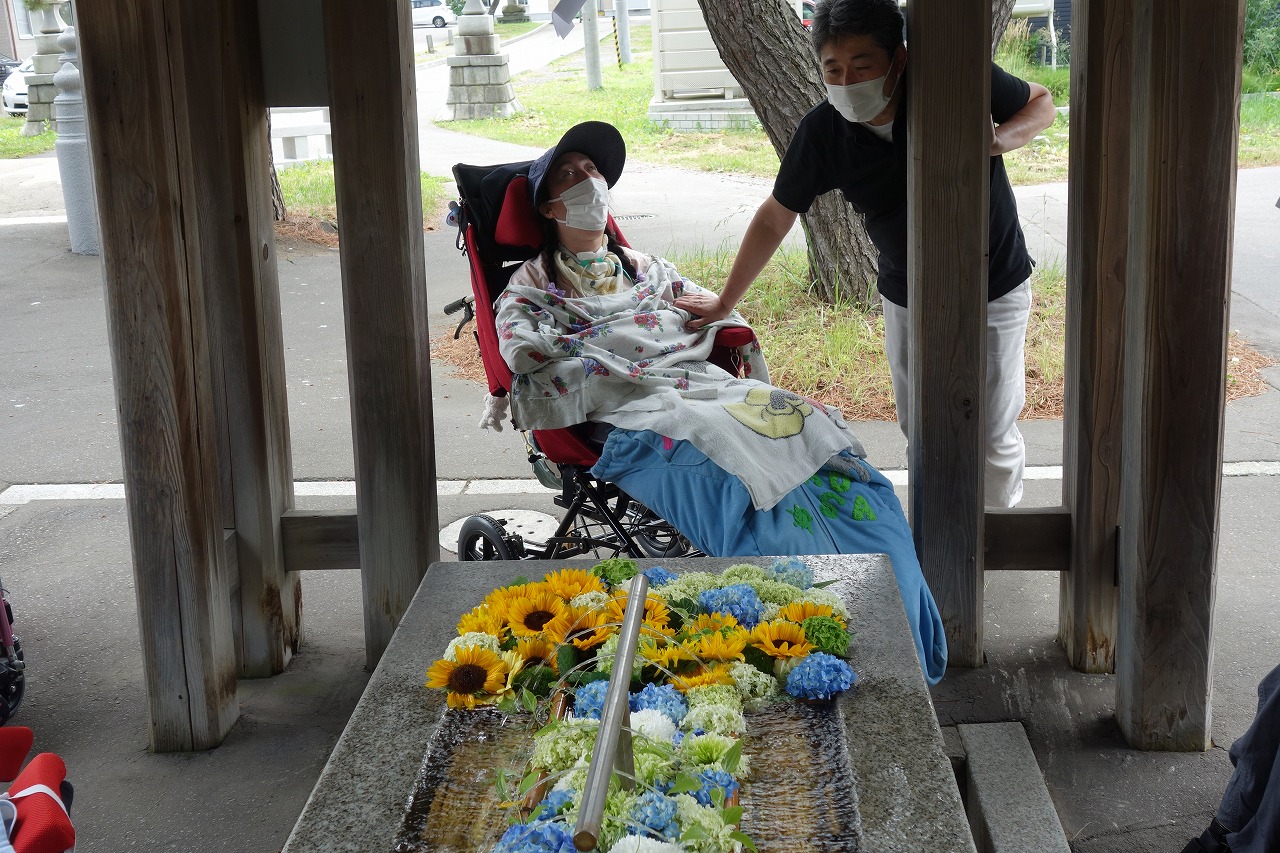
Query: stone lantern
21,0,67,136
438,0,522,120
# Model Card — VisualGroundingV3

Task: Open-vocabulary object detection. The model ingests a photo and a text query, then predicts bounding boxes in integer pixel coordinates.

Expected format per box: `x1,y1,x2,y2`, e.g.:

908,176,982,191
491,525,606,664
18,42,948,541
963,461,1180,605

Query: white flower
607,837,685,853
443,631,501,660
629,708,677,743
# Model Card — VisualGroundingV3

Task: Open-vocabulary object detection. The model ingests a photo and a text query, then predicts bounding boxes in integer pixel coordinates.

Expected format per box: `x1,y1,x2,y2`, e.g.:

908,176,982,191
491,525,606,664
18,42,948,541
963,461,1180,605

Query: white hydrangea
760,601,782,623
607,838,685,853
728,662,779,710
630,708,677,743
794,587,851,621
571,590,610,611
443,631,501,660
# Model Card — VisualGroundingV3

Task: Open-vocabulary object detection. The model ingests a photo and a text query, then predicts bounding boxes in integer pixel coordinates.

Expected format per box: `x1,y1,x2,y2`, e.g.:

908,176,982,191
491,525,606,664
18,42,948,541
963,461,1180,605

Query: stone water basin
283,556,975,853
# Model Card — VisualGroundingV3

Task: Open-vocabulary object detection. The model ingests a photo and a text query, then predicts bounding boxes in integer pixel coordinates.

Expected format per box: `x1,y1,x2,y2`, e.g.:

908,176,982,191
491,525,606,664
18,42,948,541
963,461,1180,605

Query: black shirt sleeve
772,103,840,215
990,61,1032,124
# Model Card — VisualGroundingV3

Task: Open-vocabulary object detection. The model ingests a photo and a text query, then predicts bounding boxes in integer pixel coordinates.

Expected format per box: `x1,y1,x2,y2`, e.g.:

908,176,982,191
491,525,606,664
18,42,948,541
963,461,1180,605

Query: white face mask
826,66,900,124
550,176,610,232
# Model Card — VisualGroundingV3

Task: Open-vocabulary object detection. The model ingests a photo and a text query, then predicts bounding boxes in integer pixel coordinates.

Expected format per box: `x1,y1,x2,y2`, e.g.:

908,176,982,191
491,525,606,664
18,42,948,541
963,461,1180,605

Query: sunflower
689,629,749,663
506,591,575,640
639,639,690,672
542,567,606,601
457,605,507,637
607,593,675,638
777,601,846,628
684,612,740,635
672,664,735,693
563,604,616,651
515,636,560,672
483,581,547,622
750,620,814,658
426,646,509,709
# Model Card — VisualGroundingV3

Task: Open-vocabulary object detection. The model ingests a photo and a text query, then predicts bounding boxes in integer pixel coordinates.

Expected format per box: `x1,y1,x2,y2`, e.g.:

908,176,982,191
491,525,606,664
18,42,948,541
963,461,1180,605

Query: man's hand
675,292,731,331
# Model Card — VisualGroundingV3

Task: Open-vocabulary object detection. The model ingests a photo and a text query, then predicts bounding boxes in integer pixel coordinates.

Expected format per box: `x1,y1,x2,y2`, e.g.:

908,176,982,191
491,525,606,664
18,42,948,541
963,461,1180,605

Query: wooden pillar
1116,0,1243,751
77,0,238,751
324,0,441,668
1058,0,1129,674
906,0,991,668
213,0,301,677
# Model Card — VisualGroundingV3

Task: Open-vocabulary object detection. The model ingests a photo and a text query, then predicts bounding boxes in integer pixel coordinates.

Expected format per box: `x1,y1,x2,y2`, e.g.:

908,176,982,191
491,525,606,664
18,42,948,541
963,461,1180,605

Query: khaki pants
880,279,1031,508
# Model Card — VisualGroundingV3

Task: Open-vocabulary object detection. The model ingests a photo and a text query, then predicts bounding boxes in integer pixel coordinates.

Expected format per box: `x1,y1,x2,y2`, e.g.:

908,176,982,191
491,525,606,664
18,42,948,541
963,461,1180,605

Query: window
10,0,35,39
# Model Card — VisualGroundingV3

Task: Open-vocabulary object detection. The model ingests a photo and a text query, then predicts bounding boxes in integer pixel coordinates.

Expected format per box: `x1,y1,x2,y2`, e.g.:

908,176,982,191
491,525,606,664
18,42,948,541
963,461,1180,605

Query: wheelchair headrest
493,176,542,251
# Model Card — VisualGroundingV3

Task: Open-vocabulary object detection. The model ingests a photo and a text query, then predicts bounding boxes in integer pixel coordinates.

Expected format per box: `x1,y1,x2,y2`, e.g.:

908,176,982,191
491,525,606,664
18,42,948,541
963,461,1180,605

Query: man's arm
674,195,799,330
991,82,1055,156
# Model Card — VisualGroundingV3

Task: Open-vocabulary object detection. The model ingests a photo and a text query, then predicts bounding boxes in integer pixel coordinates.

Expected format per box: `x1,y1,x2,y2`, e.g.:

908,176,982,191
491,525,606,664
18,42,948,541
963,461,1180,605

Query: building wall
2,0,39,61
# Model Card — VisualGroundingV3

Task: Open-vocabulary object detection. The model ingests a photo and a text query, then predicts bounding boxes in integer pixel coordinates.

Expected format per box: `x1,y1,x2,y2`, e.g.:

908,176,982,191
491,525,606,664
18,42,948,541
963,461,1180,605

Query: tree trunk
991,0,1017,57
265,110,286,221
487,0,500,14
696,0,877,309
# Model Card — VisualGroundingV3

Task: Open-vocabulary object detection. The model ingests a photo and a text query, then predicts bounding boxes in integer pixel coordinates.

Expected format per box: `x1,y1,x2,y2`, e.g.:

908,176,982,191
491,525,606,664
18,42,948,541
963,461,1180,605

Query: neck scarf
553,243,629,296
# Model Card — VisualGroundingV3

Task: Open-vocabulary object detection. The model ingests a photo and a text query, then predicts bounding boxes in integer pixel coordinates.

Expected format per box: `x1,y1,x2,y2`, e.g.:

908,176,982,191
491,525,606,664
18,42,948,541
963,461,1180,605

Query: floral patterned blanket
494,255,866,510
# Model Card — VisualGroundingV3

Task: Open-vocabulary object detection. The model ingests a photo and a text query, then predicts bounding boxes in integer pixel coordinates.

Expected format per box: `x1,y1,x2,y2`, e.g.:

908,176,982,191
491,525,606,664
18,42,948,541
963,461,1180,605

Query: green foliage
1246,0,1280,82
513,664,557,696
277,159,451,224
0,116,56,159
447,0,465,15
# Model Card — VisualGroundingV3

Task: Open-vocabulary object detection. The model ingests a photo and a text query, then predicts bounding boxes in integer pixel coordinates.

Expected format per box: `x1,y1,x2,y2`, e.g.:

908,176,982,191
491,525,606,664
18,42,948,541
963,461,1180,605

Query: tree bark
265,110,286,221
991,0,1017,57
696,0,877,309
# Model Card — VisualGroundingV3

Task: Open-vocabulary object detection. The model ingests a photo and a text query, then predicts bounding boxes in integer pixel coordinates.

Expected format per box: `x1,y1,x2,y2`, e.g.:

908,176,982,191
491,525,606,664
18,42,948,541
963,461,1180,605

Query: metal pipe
574,574,649,851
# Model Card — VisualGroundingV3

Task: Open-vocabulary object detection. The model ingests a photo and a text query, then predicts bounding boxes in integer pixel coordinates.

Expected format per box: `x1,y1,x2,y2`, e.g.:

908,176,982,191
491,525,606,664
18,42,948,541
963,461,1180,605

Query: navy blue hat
527,121,626,210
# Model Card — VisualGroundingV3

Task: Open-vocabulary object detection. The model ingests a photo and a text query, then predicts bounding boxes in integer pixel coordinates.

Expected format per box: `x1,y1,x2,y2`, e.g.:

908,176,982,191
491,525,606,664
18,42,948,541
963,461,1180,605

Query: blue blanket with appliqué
592,428,948,685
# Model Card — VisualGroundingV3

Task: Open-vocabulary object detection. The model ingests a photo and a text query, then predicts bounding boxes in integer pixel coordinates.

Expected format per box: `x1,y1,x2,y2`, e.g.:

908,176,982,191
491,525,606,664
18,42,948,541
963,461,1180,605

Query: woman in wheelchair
492,122,946,683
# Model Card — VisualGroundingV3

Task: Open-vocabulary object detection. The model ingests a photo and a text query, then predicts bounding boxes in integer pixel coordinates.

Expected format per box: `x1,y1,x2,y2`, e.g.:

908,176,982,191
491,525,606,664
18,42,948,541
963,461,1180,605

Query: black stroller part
0,639,23,726
452,161,540,266
458,514,522,561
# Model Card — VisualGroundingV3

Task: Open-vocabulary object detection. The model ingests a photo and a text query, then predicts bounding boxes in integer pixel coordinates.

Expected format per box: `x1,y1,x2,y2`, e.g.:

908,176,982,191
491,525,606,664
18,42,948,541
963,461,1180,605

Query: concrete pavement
1,34,1279,853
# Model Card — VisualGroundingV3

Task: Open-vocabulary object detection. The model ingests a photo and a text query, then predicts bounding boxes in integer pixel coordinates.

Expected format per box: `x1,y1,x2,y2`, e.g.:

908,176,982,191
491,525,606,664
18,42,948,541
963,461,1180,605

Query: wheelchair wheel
458,515,516,561
625,505,694,558
0,639,24,725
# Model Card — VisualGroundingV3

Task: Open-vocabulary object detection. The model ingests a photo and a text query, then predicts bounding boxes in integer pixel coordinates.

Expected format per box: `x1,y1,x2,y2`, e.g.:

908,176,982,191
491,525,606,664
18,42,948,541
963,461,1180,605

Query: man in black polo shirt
676,0,1055,508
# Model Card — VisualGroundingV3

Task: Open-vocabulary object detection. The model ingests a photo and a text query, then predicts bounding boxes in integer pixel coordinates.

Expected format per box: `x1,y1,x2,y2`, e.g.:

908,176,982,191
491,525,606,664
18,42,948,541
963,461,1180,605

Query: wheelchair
445,160,755,562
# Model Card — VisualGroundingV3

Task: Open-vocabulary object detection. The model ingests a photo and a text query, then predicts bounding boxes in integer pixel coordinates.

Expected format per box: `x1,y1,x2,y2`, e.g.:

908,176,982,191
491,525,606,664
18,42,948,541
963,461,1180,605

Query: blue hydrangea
697,583,766,627
574,680,610,720
532,789,575,822
629,790,680,840
784,651,858,700
766,556,814,589
642,566,678,586
491,820,577,853
692,768,741,807
629,682,687,725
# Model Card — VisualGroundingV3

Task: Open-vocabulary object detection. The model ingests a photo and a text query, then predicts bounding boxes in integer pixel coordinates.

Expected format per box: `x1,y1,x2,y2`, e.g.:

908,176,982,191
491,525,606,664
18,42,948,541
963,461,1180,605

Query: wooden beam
1059,0,1129,674
1116,0,1243,751
906,0,991,668
281,510,360,573
77,0,238,751
984,508,1070,572
324,0,441,668
211,0,301,677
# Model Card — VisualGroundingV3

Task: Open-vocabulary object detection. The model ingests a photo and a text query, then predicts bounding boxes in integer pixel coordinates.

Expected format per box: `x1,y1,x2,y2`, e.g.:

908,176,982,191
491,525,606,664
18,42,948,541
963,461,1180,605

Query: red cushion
493,176,542,250
0,726,34,783
8,752,75,853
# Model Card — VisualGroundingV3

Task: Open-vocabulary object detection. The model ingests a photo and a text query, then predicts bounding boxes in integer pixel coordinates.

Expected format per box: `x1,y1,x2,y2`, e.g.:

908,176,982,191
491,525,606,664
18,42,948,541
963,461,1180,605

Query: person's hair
533,168,636,288
810,0,905,59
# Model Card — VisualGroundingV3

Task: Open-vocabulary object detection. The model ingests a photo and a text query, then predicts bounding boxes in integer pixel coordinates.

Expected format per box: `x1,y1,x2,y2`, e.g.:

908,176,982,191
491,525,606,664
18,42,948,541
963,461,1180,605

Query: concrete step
944,721,1072,853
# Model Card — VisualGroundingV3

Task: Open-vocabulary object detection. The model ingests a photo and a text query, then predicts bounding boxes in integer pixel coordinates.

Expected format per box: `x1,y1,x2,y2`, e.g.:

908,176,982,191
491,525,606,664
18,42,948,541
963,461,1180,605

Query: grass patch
277,159,453,223
0,116,56,159
1239,95,1280,167
441,24,780,177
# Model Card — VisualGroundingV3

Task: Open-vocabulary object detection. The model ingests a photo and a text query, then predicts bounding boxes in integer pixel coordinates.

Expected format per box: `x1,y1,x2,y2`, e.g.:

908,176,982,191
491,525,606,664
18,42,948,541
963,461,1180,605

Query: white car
1,58,31,117
412,0,456,28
